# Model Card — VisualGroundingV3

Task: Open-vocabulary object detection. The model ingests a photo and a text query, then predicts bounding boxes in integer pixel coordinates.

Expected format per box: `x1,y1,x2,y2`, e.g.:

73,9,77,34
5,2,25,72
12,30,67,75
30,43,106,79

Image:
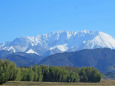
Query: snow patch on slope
8,46,15,52
26,49,39,55
50,44,68,52
87,32,115,49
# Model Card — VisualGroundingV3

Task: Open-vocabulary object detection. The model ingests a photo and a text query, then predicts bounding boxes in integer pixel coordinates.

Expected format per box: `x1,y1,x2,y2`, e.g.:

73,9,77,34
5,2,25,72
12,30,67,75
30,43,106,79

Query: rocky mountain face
0,30,115,56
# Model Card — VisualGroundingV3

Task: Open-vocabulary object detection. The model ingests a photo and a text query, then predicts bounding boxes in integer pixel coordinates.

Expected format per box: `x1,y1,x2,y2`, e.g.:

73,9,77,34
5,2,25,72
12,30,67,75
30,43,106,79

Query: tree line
0,60,102,84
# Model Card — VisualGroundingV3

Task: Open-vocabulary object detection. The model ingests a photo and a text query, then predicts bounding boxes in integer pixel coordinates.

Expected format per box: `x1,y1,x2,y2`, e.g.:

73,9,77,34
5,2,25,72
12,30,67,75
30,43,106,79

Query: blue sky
0,0,115,42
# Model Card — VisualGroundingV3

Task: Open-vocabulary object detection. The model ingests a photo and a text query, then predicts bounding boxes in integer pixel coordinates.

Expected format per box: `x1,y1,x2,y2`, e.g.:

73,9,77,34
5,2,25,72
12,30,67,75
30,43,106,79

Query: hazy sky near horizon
0,0,115,42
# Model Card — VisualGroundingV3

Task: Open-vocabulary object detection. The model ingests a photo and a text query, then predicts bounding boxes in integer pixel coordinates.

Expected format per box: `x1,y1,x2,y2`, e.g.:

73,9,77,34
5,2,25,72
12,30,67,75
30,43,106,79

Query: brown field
1,80,115,86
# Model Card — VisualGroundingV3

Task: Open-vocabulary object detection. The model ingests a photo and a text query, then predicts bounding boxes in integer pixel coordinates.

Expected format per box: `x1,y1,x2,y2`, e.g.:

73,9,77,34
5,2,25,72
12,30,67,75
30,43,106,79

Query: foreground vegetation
0,60,102,85
1,80,115,86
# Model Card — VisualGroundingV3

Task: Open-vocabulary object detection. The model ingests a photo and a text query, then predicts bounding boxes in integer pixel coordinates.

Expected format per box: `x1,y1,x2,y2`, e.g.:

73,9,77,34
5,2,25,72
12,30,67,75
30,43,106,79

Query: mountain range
0,30,115,57
39,48,115,73
0,48,115,73
0,30,115,73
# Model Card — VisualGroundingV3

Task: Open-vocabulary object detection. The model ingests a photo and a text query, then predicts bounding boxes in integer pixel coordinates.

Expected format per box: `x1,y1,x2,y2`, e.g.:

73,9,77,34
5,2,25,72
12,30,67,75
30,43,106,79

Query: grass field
1,80,115,86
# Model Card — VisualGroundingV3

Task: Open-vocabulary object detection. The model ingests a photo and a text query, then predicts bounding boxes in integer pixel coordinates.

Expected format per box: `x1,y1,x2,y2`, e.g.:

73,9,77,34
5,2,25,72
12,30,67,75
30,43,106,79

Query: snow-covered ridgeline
0,30,115,56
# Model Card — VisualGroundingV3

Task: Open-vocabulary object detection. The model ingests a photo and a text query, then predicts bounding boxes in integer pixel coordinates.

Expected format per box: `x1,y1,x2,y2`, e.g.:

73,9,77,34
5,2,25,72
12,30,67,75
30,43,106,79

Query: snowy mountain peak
0,30,115,56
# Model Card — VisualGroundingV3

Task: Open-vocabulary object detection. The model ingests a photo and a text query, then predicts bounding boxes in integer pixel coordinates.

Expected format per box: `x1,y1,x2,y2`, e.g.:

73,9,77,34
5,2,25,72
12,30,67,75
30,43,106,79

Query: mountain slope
39,48,115,73
0,30,115,56
0,50,41,66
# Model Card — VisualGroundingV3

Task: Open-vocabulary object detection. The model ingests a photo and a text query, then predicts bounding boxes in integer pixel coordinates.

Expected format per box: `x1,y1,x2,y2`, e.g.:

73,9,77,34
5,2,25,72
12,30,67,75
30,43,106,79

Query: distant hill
1,48,115,73
39,48,115,73
0,50,41,66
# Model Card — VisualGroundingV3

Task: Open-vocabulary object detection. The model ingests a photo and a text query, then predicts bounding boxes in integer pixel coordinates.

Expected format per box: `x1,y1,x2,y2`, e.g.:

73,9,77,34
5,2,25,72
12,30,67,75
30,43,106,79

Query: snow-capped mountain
1,30,115,56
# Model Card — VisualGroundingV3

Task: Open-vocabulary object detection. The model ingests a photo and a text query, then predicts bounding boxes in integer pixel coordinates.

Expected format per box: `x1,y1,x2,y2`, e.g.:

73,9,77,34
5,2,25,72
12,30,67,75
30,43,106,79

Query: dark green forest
0,60,102,85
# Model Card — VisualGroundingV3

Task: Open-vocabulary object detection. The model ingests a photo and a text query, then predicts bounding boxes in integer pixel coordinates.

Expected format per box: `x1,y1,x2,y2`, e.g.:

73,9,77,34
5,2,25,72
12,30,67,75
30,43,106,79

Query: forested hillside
1,48,115,73
39,48,115,73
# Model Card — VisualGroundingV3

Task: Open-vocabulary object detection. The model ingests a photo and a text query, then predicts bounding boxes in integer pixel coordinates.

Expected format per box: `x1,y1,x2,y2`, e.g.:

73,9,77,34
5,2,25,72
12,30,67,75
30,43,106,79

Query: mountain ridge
39,48,115,73
0,30,115,56
0,50,41,66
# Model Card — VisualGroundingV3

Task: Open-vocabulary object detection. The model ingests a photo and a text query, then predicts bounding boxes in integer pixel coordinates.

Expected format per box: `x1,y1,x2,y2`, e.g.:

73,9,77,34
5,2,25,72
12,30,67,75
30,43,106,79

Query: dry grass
1,80,115,86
